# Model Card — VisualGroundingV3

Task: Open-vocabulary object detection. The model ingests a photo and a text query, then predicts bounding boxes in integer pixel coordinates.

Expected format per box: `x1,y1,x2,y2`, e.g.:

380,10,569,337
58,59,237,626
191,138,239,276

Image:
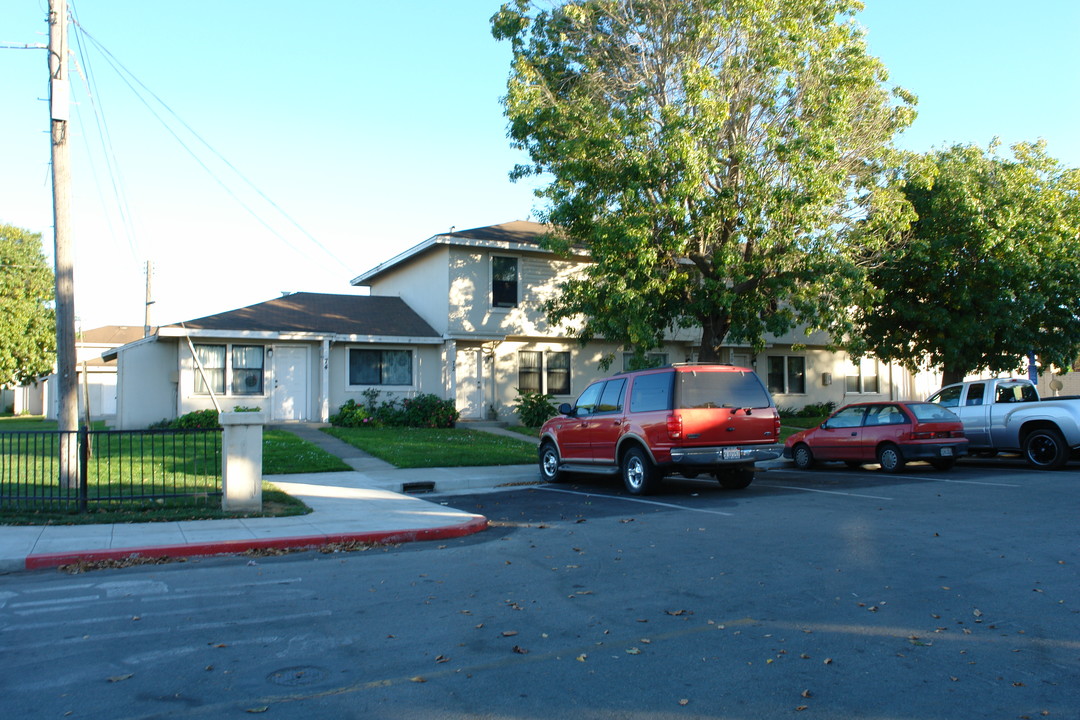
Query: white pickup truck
926,378,1080,469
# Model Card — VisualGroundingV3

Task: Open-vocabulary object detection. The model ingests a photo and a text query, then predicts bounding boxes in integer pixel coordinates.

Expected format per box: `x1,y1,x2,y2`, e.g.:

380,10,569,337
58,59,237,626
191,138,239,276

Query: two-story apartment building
107,221,928,429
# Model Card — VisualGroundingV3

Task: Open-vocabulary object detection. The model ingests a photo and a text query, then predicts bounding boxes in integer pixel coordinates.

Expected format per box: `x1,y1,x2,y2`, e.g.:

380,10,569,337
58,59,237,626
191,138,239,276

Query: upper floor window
193,343,264,396
349,348,413,386
492,256,518,308
623,352,668,371
767,356,806,394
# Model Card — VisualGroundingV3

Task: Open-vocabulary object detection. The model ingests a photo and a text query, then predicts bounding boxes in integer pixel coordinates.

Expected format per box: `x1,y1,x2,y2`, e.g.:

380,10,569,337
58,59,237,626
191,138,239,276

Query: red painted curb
24,516,489,570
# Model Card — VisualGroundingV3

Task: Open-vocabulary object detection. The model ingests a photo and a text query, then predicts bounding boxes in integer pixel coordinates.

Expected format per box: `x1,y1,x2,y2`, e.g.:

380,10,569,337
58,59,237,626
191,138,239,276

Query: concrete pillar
220,411,265,512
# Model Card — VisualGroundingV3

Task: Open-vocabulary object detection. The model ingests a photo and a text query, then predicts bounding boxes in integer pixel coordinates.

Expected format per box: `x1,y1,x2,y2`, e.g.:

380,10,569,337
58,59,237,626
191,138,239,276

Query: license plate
723,447,741,460
940,447,953,457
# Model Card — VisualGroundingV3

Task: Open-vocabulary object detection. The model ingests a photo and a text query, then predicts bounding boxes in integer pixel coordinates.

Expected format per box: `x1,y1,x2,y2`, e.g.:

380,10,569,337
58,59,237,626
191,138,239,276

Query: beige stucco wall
365,246,452,334
115,339,179,429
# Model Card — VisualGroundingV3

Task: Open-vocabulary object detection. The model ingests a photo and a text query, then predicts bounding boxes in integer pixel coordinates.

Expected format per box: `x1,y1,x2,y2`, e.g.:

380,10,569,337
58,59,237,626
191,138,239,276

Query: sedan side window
827,406,866,428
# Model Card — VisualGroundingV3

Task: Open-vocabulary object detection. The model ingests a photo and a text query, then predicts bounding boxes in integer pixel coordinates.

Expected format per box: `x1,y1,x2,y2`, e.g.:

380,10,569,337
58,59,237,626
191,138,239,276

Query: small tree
0,224,56,385
852,141,1080,385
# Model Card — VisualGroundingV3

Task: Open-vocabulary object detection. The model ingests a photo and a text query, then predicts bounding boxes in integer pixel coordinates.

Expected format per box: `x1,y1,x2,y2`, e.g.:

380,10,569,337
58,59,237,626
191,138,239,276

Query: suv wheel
539,441,565,483
621,446,659,496
715,467,754,490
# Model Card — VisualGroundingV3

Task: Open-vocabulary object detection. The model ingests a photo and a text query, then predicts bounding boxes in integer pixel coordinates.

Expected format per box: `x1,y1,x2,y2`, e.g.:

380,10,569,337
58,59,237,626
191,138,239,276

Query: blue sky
1,1,1077,330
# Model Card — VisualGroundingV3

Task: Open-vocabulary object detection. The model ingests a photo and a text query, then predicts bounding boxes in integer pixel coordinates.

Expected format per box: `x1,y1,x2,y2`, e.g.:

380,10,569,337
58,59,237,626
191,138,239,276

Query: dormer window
492,256,518,308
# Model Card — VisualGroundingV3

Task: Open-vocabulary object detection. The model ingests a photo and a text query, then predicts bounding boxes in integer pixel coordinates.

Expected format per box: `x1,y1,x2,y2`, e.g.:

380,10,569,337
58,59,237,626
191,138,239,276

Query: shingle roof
444,220,554,245
79,325,150,345
171,293,439,337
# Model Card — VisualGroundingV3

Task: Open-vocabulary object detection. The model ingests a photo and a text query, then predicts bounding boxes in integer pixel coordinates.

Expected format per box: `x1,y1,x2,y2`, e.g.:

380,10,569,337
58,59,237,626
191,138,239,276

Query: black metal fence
0,428,223,512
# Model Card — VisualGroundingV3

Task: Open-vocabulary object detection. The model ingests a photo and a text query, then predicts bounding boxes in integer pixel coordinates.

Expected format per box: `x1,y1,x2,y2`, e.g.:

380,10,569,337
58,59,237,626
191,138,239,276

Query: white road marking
537,486,734,516
757,484,893,500
921,477,1021,487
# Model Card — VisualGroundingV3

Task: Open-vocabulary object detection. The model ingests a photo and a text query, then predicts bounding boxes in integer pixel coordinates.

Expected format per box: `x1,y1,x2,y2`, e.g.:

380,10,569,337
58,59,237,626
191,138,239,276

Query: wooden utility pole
144,260,154,336
49,0,79,487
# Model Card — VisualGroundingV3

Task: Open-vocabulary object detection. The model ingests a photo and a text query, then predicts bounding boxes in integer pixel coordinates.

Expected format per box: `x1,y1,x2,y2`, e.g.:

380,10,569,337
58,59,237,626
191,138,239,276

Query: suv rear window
629,371,674,412
677,370,771,409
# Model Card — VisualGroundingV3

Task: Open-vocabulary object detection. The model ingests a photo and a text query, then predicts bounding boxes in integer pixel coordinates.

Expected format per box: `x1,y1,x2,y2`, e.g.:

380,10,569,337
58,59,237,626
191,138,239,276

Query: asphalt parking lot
1,456,1074,719
432,456,1079,718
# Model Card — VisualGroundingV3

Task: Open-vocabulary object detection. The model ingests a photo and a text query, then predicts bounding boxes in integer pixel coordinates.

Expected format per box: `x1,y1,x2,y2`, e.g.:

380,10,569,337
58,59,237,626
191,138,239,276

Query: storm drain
402,481,436,494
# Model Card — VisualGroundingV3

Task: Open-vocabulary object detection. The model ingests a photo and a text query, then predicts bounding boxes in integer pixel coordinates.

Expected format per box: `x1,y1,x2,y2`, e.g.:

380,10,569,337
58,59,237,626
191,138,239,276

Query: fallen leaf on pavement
107,674,133,683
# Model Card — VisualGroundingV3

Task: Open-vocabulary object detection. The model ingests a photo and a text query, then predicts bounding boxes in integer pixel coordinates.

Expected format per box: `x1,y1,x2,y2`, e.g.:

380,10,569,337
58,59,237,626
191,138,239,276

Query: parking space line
536,486,734,516
921,477,1021,487
756,484,893,500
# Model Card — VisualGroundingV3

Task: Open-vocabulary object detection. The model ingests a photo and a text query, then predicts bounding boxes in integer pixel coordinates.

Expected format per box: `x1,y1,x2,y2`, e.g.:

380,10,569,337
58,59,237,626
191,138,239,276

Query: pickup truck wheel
929,458,956,471
792,444,815,470
877,443,905,473
1023,428,1069,470
538,441,565,483
715,467,754,490
621,447,659,496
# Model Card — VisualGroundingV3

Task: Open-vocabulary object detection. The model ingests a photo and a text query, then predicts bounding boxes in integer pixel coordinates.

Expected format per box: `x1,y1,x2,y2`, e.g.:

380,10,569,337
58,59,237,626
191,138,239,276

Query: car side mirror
558,402,574,416
820,422,829,430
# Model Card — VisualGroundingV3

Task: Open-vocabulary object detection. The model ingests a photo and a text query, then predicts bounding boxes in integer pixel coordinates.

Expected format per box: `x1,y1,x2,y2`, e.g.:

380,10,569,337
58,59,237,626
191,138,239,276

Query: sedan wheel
792,444,815,470
877,443,905,473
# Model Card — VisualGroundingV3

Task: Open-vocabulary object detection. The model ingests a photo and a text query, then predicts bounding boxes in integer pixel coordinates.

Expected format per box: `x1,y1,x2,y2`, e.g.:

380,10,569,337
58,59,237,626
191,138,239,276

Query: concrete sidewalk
0,423,541,573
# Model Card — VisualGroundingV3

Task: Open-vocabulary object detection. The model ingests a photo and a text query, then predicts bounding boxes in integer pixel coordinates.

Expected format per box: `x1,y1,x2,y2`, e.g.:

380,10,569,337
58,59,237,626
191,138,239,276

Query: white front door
455,348,483,419
273,346,309,421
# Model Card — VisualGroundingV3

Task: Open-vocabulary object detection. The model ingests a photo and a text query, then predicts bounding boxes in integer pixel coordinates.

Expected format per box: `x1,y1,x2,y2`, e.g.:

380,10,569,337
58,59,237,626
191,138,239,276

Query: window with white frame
845,358,880,394
622,352,668,371
518,350,571,395
193,343,264,396
492,256,518,309
348,348,414,386
767,356,806,394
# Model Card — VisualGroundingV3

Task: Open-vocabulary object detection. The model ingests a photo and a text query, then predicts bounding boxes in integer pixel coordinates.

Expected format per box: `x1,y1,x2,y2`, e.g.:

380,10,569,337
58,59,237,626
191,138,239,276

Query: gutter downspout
320,338,330,422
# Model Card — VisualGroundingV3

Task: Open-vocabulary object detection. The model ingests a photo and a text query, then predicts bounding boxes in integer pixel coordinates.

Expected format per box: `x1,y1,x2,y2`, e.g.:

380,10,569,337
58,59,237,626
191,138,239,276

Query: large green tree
492,0,915,364
851,141,1080,386
0,223,56,385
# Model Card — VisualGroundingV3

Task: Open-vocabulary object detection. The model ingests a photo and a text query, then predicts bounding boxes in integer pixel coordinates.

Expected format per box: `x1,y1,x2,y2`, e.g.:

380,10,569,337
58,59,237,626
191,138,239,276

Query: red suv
538,364,783,495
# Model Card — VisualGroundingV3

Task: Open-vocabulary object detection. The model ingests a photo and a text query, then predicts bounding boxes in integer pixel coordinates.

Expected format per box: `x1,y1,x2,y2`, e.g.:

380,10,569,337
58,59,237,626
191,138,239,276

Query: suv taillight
774,414,781,438
667,413,683,440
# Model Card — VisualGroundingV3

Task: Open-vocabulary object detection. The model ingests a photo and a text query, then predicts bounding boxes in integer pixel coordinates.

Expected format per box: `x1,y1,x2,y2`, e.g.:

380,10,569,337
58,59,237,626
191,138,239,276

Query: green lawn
263,429,351,474
324,426,537,468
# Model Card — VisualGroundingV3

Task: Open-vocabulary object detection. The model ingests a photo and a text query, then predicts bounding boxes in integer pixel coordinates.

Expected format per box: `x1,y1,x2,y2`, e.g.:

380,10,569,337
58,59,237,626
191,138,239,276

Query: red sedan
783,401,968,472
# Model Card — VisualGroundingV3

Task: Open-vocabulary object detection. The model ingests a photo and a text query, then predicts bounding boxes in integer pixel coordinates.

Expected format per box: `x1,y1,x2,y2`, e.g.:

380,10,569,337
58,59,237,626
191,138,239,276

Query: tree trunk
941,366,966,387
698,313,731,363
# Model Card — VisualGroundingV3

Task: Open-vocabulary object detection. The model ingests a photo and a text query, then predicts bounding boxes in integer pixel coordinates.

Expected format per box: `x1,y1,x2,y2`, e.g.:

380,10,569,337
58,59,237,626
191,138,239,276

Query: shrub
330,394,458,429
329,399,372,427
400,393,459,428
149,408,220,430
798,401,837,418
513,389,558,427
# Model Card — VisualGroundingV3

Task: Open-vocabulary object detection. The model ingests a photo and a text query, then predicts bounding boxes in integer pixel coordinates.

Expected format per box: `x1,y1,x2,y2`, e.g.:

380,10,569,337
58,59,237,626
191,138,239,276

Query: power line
67,20,353,273
68,1,140,262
